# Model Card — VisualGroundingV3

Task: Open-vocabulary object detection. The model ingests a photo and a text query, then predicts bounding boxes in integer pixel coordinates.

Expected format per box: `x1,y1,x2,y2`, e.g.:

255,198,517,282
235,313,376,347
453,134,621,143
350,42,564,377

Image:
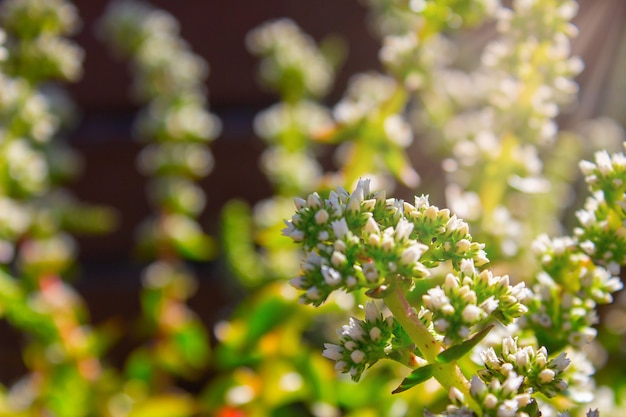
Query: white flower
395,218,414,241
347,179,369,213
330,251,347,267
538,368,556,383
462,304,484,324
470,376,486,396
578,160,596,176
423,287,450,310
456,239,471,252
306,286,322,300
400,243,427,266
364,216,380,235
322,343,343,361
459,259,475,276
484,393,498,409
363,261,379,283
289,276,307,290
449,387,465,404
481,348,501,370
307,192,322,208
341,318,366,341
501,373,524,396
321,265,342,286
315,209,329,224
331,218,349,239
480,296,499,314
497,399,519,417
294,197,307,210
369,327,382,341
282,221,303,241
365,302,380,322
350,350,366,364
594,150,613,175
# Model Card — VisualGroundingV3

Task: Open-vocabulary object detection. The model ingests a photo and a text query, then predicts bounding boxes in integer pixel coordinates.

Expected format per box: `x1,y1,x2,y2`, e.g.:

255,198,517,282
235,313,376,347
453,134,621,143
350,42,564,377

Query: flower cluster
246,19,338,195
0,0,83,83
322,302,401,382
246,18,337,99
286,180,533,394
100,0,218,261
397,0,586,265
483,0,582,145
436,337,572,417
423,265,528,345
523,148,626,353
283,179,492,306
575,147,626,267
480,337,570,399
99,0,212,380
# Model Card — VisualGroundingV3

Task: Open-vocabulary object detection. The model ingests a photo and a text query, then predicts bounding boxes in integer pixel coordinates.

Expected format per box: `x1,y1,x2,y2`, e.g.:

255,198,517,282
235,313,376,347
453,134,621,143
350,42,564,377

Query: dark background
1,0,626,385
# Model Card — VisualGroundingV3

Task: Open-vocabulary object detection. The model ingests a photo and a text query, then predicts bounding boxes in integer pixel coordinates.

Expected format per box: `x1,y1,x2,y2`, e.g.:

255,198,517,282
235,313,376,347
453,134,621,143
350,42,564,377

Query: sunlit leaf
392,364,434,394
127,394,197,417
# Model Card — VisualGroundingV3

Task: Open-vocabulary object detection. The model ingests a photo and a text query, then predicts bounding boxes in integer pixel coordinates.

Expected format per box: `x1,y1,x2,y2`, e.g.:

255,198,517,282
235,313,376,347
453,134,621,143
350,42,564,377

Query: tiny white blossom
290,276,307,290
395,218,414,241
322,343,343,361
321,265,342,286
462,304,484,323
434,318,449,333
501,373,524,396
459,258,475,276
470,376,486,396
315,209,329,224
514,347,531,369
350,349,366,364
344,341,357,351
345,275,358,287
449,387,465,404
306,286,321,300
497,399,519,417
365,302,379,322
482,348,501,370
342,318,366,341
456,239,472,252
331,218,349,239
330,251,347,267
363,261,379,283
594,150,613,175
400,243,427,265
369,327,382,341
424,205,438,221
282,221,303,241
484,393,498,409
364,216,380,235
538,368,556,383
480,296,499,314
424,287,450,310
294,197,307,210
335,361,348,372
307,192,322,208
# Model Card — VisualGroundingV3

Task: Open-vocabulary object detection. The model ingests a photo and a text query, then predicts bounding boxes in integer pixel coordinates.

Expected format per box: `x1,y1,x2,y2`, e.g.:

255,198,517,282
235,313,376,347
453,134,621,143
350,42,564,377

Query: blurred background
1,0,625,399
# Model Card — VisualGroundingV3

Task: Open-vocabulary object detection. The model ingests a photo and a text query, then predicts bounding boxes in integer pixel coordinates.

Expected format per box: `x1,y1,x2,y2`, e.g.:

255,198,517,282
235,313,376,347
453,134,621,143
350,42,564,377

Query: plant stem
384,282,482,415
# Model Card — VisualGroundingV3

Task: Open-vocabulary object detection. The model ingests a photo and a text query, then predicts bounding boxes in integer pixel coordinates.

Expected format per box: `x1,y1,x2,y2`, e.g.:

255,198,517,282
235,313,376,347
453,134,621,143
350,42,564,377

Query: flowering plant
283,149,625,416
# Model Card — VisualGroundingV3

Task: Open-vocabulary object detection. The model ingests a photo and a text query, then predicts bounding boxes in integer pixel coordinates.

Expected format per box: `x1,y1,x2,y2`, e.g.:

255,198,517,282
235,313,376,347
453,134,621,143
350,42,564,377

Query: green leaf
127,394,197,417
436,325,494,364
173,321,211,369
392,364,434,394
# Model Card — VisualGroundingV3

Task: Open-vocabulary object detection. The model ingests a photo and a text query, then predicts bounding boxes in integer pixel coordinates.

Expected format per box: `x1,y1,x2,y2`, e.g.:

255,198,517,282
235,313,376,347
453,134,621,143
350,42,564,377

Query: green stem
384,282,482,415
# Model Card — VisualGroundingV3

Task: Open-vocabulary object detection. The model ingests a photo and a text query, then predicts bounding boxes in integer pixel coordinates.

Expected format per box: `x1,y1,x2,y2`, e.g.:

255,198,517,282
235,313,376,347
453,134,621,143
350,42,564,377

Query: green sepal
436,325,494,364
392,364,434,394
